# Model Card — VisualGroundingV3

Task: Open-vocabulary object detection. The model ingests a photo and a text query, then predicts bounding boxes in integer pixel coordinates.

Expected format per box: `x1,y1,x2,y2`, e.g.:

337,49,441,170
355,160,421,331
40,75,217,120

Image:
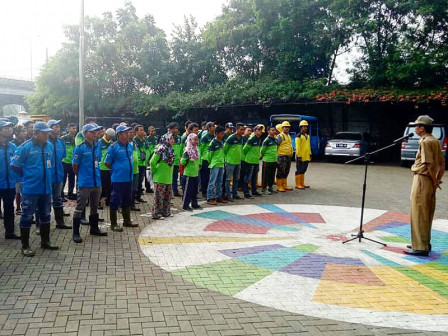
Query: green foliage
26,0,448,118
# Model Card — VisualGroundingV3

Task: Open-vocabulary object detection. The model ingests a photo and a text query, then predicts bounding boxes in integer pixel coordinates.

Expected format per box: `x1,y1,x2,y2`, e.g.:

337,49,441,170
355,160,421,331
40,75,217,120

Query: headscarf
154,133,174,166
184,133,199,160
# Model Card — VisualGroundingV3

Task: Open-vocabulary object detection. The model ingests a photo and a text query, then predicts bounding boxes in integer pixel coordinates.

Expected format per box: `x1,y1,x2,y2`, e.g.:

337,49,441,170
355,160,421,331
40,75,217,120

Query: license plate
336,143,347,148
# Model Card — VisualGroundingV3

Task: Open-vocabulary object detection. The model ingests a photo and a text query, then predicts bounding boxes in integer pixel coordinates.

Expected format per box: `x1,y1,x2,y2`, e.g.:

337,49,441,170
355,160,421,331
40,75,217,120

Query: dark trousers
243,163,259,194
138,166,146,197
183,176,199,208
0,188,15,235
110,182,133,211
63,162,75,196
200,160,210,197
277,155,292,179
239,161,248,190
295,160,309,175
100,170,112,204
262,162,277,190
172,165,180,195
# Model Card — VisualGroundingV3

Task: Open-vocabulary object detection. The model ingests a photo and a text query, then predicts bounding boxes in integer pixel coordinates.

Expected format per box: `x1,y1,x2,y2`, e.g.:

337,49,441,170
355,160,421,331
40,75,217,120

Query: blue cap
116,125,132,134
47,120,61,128
0,120,12,128
33,121,52,132
82,123,103,133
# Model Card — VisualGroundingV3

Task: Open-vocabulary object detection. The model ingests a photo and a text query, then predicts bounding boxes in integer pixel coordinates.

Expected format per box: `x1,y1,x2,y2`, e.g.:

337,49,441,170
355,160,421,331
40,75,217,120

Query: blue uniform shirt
11,139,54,195
0,142,17,189
48,137,66,184
72,140,102,188
104,141,134,183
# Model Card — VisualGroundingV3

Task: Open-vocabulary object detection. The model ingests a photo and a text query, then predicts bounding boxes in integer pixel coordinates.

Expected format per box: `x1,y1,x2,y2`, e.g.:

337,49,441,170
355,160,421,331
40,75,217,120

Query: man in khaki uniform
404,115,444,257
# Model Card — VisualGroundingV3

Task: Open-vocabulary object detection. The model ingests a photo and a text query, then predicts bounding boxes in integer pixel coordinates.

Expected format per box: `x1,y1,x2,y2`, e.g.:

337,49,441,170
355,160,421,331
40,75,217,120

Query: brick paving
0,162,446,335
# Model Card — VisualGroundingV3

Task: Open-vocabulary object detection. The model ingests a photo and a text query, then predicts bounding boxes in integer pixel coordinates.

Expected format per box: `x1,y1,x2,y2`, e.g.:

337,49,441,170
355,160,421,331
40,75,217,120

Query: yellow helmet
256,124,265,133
281,121,291,127
275,124,282,133
299,120,309,127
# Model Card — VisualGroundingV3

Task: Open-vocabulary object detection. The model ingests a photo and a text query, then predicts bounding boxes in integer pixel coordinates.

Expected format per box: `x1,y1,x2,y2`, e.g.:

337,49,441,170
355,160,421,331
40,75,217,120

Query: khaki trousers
410,174,435,251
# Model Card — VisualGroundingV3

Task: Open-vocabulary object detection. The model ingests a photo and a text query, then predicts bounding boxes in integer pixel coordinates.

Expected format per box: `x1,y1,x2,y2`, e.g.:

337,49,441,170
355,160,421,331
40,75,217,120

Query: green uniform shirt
172,134,182,166
223,133,243,165
208,139,225,168
75,131,85,147
223,132,232,142
133,136,148,167
61,134,75,164
146,135,158,161
180,152,200,177
150,153,174,184
132,144,139,174
200,132,214,162
261,136,278,163
98,137,113,170
180,132,189,159
243,135,262,164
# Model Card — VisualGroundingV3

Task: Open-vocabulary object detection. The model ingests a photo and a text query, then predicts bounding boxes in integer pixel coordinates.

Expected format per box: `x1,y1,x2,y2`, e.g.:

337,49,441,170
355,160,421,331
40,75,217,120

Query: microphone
393,133,414,143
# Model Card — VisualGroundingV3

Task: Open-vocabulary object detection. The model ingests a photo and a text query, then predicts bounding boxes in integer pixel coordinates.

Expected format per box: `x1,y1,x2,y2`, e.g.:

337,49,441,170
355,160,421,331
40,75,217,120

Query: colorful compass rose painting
139,204,448,331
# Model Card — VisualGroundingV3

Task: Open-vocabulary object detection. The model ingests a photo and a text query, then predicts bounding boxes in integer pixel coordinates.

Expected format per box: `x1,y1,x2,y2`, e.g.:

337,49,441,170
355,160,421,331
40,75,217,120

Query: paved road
0,162,446,336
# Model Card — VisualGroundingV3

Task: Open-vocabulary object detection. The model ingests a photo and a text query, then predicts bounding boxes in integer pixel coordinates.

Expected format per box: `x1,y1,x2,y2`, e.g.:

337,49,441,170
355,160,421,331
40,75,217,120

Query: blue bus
270,114,325,156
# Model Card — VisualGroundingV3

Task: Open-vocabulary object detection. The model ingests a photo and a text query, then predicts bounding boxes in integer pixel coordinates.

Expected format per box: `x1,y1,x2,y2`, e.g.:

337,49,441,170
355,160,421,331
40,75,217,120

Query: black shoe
244,194,254,199
136,198,147,203
89,214,108,236
72,217,83,243
146,189,154,194
5,233,21,240
131,205,141,212
182,206,193,212
252,191,262,196
403,249,429,256
234,195,243,200
406,244,431,251
192,206,203,210
40,223,60,250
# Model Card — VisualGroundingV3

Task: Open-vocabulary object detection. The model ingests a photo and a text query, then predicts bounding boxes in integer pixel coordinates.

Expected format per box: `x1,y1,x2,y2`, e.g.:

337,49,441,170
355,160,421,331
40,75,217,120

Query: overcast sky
0,0,349,82
0,0,226,80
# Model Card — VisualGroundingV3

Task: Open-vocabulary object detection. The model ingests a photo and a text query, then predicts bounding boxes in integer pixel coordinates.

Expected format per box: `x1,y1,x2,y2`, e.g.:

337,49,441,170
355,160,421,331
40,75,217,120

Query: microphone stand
342,140,404,246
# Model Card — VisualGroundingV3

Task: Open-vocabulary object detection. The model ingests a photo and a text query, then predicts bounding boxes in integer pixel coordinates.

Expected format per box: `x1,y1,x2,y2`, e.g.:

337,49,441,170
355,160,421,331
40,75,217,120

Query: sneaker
207,199,217,205
234,195,243,200
244,194,254,199
183,206,193,212
192,205,203,210
228,197,235,202
152,216,164,220
262,189,271,196
252,191,262,196
269,187,278,193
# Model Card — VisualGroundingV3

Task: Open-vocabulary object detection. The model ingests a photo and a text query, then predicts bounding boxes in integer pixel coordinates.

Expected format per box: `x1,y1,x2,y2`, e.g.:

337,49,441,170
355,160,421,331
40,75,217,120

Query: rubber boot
302,174,310,188
80,209,89,225
72,217,83,243
110,208,123,232
295,175,305,189
54,207,72,229
20,227,34,257
40,223,59,250
284,178,293,191
35,215,41,235
89,214,107,236
277,179,285,192
4,212,20,239
122,207,138,227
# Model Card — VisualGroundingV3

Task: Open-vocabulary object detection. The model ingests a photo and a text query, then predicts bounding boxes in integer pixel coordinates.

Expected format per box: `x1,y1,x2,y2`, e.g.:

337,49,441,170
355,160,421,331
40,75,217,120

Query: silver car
325,132,372,160
400,125,447,167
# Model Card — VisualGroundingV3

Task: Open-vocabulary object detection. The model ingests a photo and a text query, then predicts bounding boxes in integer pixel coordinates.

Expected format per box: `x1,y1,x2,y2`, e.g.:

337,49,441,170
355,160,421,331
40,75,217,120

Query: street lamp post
79,0,85,130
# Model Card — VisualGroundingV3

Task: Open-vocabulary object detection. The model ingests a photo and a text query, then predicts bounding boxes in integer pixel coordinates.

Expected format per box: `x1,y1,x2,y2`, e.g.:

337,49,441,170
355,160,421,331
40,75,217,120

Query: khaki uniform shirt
411,134,444,183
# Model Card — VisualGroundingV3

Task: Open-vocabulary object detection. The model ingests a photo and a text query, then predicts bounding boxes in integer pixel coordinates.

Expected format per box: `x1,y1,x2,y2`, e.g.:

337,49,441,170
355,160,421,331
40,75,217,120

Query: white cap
105,128,116,137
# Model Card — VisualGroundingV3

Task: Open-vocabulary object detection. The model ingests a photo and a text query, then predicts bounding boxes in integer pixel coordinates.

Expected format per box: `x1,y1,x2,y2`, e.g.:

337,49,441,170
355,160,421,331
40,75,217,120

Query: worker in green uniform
206,125,226,205
242,125,263,198
133,125,148,202
261,126,278,195
180,133,202,211
168,123,182,197
61,123,77,200
199,122,215,198
145,126,158,193
223,123,245,201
